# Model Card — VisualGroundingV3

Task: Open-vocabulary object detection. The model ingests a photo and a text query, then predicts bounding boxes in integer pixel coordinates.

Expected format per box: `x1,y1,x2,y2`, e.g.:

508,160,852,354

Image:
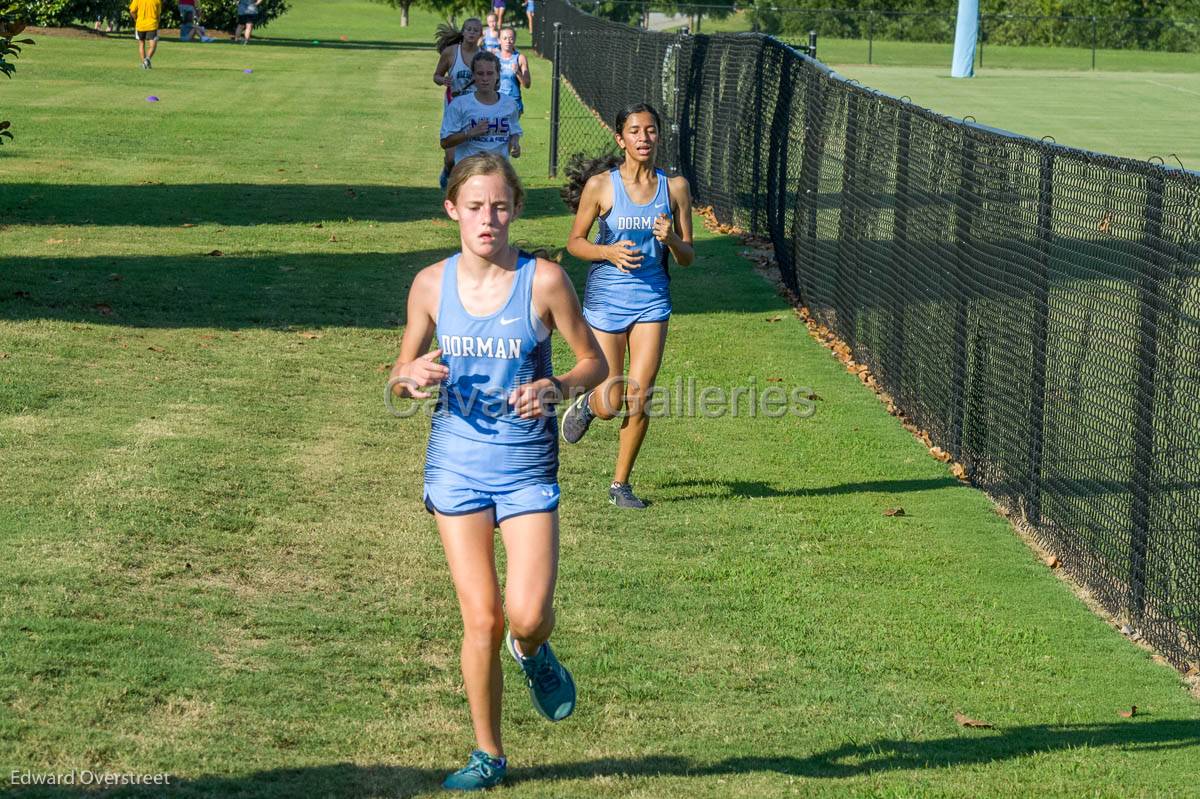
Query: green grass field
2,1,1199,797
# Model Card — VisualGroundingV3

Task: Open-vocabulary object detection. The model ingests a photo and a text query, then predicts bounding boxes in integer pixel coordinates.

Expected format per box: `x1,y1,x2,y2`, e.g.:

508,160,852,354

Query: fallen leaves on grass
328,234,339,242
45,238,65,244
951,462,968,481
954,712,993,729
207,250,223,257
930,446,952,463
0,352,9,359
147,345,165,353
765,314,783,322
766,377,783,383
312,223,324,228
1118,706,1137,718
181,223,196,228
298,331,321,340
883,507,905,517
1044,554,1061,569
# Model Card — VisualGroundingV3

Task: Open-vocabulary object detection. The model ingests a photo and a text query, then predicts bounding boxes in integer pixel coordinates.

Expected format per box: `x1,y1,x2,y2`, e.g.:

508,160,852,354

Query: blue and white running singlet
483,31,500,53
583,168,673,334
498,51,523,115
447,44,475,102
424,252,560,520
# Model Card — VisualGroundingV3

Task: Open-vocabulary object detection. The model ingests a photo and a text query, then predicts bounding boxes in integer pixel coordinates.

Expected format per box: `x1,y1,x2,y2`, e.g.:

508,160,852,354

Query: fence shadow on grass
656,477,964,501
0,185,565,227
7,719,1197,796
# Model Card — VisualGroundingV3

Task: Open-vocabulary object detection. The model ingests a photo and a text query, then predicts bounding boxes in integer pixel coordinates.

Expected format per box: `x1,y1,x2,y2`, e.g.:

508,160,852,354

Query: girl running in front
388,153,606,791
433,18,484,187
496,27,531,116
559,103,695,509
441,51,522,164
482,12,501,53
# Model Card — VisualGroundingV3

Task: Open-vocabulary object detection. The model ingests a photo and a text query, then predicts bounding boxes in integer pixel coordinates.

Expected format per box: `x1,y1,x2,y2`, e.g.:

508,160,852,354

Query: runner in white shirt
440,51,522,164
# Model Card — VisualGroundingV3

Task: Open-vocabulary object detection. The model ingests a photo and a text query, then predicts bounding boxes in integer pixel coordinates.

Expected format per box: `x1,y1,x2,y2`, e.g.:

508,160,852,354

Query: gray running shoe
609,482,647,509
560,390,595,444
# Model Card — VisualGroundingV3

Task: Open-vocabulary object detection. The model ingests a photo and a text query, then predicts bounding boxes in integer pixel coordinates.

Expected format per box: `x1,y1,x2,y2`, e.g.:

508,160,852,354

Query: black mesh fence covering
534,0,1200,671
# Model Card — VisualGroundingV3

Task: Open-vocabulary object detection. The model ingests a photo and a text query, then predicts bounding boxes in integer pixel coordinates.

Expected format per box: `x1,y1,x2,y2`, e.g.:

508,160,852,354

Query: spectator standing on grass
128,0,161,68
492,0,507,32
525,0,535,33
234,0,260,43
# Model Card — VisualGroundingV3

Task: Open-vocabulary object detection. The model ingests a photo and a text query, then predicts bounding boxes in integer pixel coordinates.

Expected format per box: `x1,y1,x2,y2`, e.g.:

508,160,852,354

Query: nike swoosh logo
500,316,521,325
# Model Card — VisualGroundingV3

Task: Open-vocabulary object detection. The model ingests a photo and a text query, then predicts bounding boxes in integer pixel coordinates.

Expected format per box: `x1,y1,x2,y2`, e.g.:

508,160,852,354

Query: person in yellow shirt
128,0,161,68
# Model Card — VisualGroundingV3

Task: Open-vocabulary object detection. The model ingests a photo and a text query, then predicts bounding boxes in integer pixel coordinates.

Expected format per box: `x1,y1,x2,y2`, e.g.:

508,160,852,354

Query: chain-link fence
535,0,1200,672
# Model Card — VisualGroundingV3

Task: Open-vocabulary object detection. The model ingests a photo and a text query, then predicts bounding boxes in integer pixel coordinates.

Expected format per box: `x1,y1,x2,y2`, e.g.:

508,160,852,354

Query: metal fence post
796,68,827,307
886,106,912,390
978,12,984,68
548,22,562,178
868,11,874,64
835,90,860,344
808,29,817,59
1091,15,1097,70
671,27,690,176
1130,170,1167,621
950,128,977,459
750,44,766,233
1026,149,1054,526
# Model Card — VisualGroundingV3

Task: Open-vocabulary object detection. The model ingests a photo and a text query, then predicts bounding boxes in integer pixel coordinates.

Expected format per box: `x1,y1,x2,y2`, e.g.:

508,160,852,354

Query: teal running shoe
442,749,507,792
505,631,576,721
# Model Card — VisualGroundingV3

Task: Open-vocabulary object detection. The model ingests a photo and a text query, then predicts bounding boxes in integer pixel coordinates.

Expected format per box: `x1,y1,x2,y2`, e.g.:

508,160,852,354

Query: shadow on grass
250,35,433,51
656,477,964,501
0,250,443,330
0,185,565,227
101,32,430,51
7,720,1197,796
1,241,785,330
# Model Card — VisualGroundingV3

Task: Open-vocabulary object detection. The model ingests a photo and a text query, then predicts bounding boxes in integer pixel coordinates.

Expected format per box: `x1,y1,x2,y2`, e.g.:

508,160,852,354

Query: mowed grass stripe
1,2,1198,796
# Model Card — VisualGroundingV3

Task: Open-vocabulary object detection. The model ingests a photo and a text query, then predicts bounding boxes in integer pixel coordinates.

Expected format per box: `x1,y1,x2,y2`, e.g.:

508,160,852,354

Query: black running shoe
609,482,647,509
560,390,595,444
